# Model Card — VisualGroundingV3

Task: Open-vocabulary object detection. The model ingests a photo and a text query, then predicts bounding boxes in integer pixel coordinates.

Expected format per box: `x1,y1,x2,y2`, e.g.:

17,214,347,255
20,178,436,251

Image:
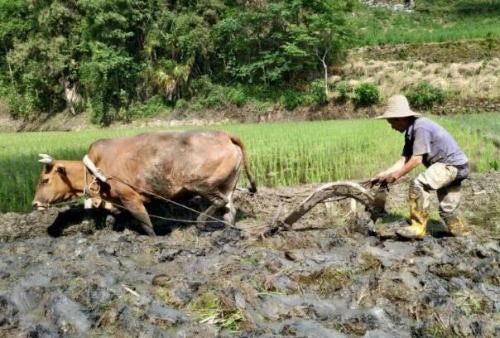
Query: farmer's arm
370,155,423,185
370,157,405,185
382,155,423,183
378,157,406,176
383,126,430,182
371,126,429,185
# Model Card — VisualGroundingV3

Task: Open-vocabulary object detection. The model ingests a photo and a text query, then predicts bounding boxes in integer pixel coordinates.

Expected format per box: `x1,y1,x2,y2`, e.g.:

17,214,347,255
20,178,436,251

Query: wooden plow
266,181,388,235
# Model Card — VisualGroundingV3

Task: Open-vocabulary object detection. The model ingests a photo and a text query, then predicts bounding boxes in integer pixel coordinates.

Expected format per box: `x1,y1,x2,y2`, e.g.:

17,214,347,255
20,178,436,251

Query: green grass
436,112,500,137
0,114,498,212
354,2,500,46
188,292,243,332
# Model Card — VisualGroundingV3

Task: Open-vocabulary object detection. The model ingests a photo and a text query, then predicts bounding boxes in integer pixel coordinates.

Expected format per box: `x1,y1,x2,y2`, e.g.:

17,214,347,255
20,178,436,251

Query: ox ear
54,164,66,176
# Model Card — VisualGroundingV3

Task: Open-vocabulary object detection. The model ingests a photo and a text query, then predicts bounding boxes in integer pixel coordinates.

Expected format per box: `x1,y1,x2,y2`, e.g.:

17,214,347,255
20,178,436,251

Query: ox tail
230,135,257,194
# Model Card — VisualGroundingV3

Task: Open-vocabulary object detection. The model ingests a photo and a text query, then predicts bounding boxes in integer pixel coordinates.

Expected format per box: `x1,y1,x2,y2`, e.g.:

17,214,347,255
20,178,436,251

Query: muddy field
0,172,499,337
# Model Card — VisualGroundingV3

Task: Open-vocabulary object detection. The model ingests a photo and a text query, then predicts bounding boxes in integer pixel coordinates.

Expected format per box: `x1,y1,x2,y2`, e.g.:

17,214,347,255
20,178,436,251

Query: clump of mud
0,173,499,337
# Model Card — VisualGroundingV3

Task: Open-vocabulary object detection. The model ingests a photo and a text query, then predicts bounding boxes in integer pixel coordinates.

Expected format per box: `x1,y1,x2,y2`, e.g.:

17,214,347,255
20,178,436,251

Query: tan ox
32,131,257,236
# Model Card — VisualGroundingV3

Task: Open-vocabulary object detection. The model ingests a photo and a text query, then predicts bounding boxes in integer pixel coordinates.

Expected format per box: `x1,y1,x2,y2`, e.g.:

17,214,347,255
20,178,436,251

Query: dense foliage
406,81,447,110
0,0,357,124
353,82,379,106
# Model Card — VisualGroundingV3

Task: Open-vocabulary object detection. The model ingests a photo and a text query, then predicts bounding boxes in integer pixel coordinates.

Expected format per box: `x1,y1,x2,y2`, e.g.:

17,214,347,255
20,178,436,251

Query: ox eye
42,178,49,184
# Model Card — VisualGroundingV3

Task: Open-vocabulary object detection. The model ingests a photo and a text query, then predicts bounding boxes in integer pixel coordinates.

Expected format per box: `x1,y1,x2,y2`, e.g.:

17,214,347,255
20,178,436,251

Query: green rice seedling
0,114,498,212
354,5,500,46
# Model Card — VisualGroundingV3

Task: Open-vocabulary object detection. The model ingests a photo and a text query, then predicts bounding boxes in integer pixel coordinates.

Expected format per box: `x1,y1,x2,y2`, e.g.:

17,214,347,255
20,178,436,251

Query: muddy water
0,173,499,337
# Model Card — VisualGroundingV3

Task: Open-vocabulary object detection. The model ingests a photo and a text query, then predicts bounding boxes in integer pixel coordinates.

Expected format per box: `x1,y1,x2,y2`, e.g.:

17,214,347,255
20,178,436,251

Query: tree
212,0,356,90
0,0,358,122
282,0,356,97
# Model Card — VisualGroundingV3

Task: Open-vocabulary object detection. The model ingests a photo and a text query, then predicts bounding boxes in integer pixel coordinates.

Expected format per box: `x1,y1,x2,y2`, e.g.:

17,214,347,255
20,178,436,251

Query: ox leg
196,192,228,230
223,191,236,225
196,205,219,224
121,198,156,236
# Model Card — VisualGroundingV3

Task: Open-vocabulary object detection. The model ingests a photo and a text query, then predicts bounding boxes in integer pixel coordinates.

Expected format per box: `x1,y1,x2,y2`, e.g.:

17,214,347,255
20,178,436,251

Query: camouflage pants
410,162,463,223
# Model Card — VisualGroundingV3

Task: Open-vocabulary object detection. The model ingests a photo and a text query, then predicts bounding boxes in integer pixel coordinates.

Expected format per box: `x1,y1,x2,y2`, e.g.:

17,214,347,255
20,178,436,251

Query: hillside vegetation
0,0,499,126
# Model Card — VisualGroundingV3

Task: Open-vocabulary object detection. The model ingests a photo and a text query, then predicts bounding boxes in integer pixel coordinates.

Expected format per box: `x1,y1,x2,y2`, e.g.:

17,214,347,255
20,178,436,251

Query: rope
63,161,383,234
83,167,100,198
87,175,265,232
85,176,385,232
102,198,225,224
108,176,237,227
49,171,265,234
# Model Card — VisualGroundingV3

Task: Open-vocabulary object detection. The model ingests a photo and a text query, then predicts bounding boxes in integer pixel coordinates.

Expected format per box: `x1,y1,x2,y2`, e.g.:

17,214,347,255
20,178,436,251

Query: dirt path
0,172,498,337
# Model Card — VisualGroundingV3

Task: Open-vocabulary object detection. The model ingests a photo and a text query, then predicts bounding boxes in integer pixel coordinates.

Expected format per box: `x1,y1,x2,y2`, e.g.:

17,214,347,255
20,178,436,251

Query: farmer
370,95,469,239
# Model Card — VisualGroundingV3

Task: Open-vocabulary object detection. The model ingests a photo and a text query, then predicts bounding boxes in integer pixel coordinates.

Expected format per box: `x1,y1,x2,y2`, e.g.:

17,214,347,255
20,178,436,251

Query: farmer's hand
383,173,398,183
369,172,386,187
370,171,398,186
381,170,401,184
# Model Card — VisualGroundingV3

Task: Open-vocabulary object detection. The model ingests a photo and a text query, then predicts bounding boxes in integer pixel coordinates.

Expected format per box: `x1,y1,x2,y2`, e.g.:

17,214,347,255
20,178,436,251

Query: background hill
0,0,499,130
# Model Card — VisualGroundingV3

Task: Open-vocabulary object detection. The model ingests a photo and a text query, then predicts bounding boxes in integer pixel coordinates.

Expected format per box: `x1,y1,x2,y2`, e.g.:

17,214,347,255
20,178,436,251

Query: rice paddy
354,6,500,46
0,114,498,212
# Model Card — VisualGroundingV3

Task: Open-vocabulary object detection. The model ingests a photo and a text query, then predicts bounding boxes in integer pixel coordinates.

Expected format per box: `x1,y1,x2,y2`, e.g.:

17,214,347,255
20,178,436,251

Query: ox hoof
142,227,156,236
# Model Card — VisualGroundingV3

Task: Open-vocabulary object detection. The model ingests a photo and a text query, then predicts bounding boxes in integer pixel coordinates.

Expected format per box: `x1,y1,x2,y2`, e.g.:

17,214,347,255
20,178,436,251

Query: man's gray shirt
402,117,468,168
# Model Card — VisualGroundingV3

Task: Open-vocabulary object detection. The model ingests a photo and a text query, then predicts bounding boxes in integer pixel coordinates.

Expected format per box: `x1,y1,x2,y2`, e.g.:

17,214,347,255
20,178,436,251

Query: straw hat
376,95,420,119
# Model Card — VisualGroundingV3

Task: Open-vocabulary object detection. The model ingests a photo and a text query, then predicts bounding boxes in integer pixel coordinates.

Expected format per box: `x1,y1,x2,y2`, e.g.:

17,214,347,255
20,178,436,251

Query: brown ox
32,130,257,236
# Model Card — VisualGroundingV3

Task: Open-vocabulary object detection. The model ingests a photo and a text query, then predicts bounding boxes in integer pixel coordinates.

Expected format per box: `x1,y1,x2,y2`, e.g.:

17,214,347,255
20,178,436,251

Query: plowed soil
0,172,499,337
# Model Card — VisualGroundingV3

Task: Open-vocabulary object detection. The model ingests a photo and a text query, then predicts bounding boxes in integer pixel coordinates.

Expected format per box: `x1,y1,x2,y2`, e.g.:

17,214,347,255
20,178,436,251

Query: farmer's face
387,118,410,133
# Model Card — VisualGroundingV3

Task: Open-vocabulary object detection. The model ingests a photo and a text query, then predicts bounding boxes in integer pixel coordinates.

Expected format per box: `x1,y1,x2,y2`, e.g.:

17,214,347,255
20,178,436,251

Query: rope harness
81,155,263,232
83,167,100,197
76,155,387,235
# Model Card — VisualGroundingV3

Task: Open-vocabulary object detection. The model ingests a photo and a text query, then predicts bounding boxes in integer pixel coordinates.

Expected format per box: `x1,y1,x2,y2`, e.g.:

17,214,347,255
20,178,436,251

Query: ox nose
32,201,48,210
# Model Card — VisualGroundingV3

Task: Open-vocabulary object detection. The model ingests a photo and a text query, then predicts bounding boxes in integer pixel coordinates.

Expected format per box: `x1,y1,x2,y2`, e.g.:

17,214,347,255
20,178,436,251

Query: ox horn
83,155,107,182
38,153,54,165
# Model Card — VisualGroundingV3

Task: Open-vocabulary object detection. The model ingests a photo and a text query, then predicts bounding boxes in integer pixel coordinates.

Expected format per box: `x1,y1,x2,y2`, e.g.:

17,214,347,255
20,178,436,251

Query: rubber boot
396,187,428,240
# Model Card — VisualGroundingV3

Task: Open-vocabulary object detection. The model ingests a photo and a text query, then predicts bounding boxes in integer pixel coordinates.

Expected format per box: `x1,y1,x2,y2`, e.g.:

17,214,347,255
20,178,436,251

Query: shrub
354,83,380,106
204,85,226,108
335,81,351,102
228,88,247,107
406,81,447,109
190,76,227,109
129,95,166,119
252,100,271,114
175,98,188,109
308,80,327,105
280,89,303,110
190,75,213,97
4,90,33,119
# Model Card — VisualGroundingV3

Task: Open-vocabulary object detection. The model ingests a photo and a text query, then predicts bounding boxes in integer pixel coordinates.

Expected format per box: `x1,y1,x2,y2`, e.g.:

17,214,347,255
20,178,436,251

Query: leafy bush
308,80,327,105
175,98,188,109
190,101,204,111
190,75,214,97
354,83,380,106
335,81,351,102
228,88,247,107
251,100,271,115
204,85,226,108
190,76,227,109
129,95,166,119
455,0,500,15
191,75,227,110
406,81,447,109
281,90,303,110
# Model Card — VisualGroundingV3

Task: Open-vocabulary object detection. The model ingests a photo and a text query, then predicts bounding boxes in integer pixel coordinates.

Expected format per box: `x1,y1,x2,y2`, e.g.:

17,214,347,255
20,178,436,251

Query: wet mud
0,172,499,337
